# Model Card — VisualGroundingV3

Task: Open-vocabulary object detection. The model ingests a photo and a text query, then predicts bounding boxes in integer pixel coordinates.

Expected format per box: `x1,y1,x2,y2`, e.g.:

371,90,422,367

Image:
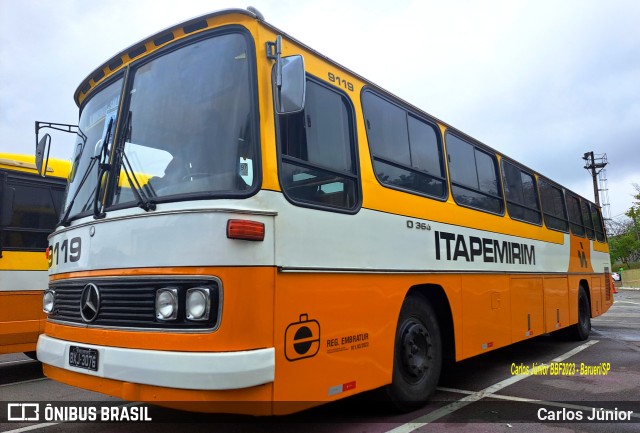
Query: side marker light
227,219,265,241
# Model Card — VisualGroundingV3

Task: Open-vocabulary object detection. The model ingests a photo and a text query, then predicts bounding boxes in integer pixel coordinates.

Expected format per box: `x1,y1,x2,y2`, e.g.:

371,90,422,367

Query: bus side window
446,133,504,214
0,176,64,251
591,204,606,242
566,192,586,237
277,78,360,212
362,91,447,199
539,179,569,232
581,199,595,240
501,160,541,224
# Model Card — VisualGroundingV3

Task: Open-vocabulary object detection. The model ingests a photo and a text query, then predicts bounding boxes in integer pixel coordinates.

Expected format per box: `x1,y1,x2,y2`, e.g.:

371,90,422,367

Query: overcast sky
1,0,638,219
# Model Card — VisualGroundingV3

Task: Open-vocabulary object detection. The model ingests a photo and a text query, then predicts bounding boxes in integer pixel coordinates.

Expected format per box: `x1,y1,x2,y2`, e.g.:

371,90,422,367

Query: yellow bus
0,153,69,357
35,8,612,415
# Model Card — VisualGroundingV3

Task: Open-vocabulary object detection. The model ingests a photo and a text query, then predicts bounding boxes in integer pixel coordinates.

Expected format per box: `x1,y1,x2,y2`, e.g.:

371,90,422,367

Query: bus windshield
64,32,257,221
112,32,257,206
64,78,122,220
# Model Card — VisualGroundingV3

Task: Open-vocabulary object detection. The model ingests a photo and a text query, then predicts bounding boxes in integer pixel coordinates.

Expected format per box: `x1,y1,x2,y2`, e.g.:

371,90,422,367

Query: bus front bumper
37,334,275,390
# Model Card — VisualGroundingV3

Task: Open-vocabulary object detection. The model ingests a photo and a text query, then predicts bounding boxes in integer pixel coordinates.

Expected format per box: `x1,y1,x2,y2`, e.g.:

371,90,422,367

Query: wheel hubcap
401,321,431,379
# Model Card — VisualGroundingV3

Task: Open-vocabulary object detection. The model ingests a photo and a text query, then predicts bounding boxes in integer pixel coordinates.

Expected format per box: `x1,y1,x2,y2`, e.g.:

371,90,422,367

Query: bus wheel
386,294,442,412
23,351,38,361
558,286,591,341
571,286,591,340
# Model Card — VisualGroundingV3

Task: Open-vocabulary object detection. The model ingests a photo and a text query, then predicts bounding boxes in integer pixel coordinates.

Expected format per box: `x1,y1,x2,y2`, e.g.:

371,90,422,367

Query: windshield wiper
58,129,92,227
59,155,98,226
116,111,156,212
93,117,114,219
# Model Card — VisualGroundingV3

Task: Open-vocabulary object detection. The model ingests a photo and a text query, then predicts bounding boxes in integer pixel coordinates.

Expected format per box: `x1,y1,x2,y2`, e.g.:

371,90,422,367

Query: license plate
68,346,99,371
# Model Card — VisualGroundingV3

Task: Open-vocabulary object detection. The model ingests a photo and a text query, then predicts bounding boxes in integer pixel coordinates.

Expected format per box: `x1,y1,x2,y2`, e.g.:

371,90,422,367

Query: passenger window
581,200,595,239
566,193,586,237
446,133,503,214
277,79,359,211
0,174,65,250
502,160,541,224
362,91,447,199
591,204,606,242
539,179,569,232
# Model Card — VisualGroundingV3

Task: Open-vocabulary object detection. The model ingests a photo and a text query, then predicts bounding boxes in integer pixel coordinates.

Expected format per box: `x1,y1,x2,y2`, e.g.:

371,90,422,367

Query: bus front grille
47,277,221,331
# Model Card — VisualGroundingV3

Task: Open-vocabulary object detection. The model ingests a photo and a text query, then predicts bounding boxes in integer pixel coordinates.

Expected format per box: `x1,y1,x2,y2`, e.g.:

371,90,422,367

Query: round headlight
156,288,178,320
186,287,211,321
43,290,55,314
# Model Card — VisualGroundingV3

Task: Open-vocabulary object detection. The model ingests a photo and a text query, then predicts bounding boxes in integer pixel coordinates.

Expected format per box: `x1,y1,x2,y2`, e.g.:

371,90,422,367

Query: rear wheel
556,286,591,341
386,294,442,412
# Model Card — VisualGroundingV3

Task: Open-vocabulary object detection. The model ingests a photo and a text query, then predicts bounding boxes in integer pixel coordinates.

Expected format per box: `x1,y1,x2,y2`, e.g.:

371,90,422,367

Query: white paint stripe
385,340,600,433
439,385,640,420
484,392,640,420
548,339,599,362
1,423,58,433
436,386,474,395
0,270,47,292
0,378,48,387
46,191,596,276
0,359,38,366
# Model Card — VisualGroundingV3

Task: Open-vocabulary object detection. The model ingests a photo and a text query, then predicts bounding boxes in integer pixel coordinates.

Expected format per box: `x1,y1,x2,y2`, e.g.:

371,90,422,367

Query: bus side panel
0,263,48,353
590,276,603,317
509,277,544,343
460,274,510,359
543,276,570,333
0,291,45,353
271,272,462,407
272,272,401,406
1,156,69,355
590,241,613,315
566,234,595,324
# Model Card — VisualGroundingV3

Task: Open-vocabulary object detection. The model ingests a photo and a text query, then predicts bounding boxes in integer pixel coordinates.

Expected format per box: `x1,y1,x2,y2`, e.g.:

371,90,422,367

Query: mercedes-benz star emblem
80,283,101,322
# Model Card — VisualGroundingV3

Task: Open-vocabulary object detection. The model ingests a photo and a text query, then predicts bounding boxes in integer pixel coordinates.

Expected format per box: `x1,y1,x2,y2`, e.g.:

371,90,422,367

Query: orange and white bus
35,8,612,415
0,153,69,357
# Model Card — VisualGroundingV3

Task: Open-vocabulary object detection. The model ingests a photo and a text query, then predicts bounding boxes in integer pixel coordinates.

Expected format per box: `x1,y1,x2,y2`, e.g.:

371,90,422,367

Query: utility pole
582,151,607,206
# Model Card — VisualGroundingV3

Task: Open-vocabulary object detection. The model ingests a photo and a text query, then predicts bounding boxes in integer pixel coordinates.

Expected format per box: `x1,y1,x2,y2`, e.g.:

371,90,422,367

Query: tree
606,216,634,237
609,183,640,267
609,233,640,267
625,183,640,241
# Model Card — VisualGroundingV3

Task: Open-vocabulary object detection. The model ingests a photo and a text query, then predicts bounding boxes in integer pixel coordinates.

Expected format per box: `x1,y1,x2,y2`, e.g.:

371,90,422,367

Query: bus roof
72,7,601,210
74,8,259,106
0,153,70,179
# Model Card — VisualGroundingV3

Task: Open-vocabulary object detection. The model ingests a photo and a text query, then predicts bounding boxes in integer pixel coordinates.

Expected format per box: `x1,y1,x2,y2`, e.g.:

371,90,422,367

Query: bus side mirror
36,133,51,177
276,55,306,114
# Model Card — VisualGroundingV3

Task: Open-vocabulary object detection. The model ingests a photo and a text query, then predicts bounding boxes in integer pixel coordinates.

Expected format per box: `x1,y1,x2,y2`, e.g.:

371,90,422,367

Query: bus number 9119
48,237,82,267
328,72,354,92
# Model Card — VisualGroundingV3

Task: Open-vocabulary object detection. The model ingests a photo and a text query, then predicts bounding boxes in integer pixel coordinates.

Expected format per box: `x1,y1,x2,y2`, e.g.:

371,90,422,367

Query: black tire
385,294,442,412
23,351,38,361
557,286,591,341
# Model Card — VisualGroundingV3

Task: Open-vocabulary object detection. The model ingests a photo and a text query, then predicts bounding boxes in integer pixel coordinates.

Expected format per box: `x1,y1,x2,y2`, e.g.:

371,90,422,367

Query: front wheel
23,351,38,361
385,294,442,412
